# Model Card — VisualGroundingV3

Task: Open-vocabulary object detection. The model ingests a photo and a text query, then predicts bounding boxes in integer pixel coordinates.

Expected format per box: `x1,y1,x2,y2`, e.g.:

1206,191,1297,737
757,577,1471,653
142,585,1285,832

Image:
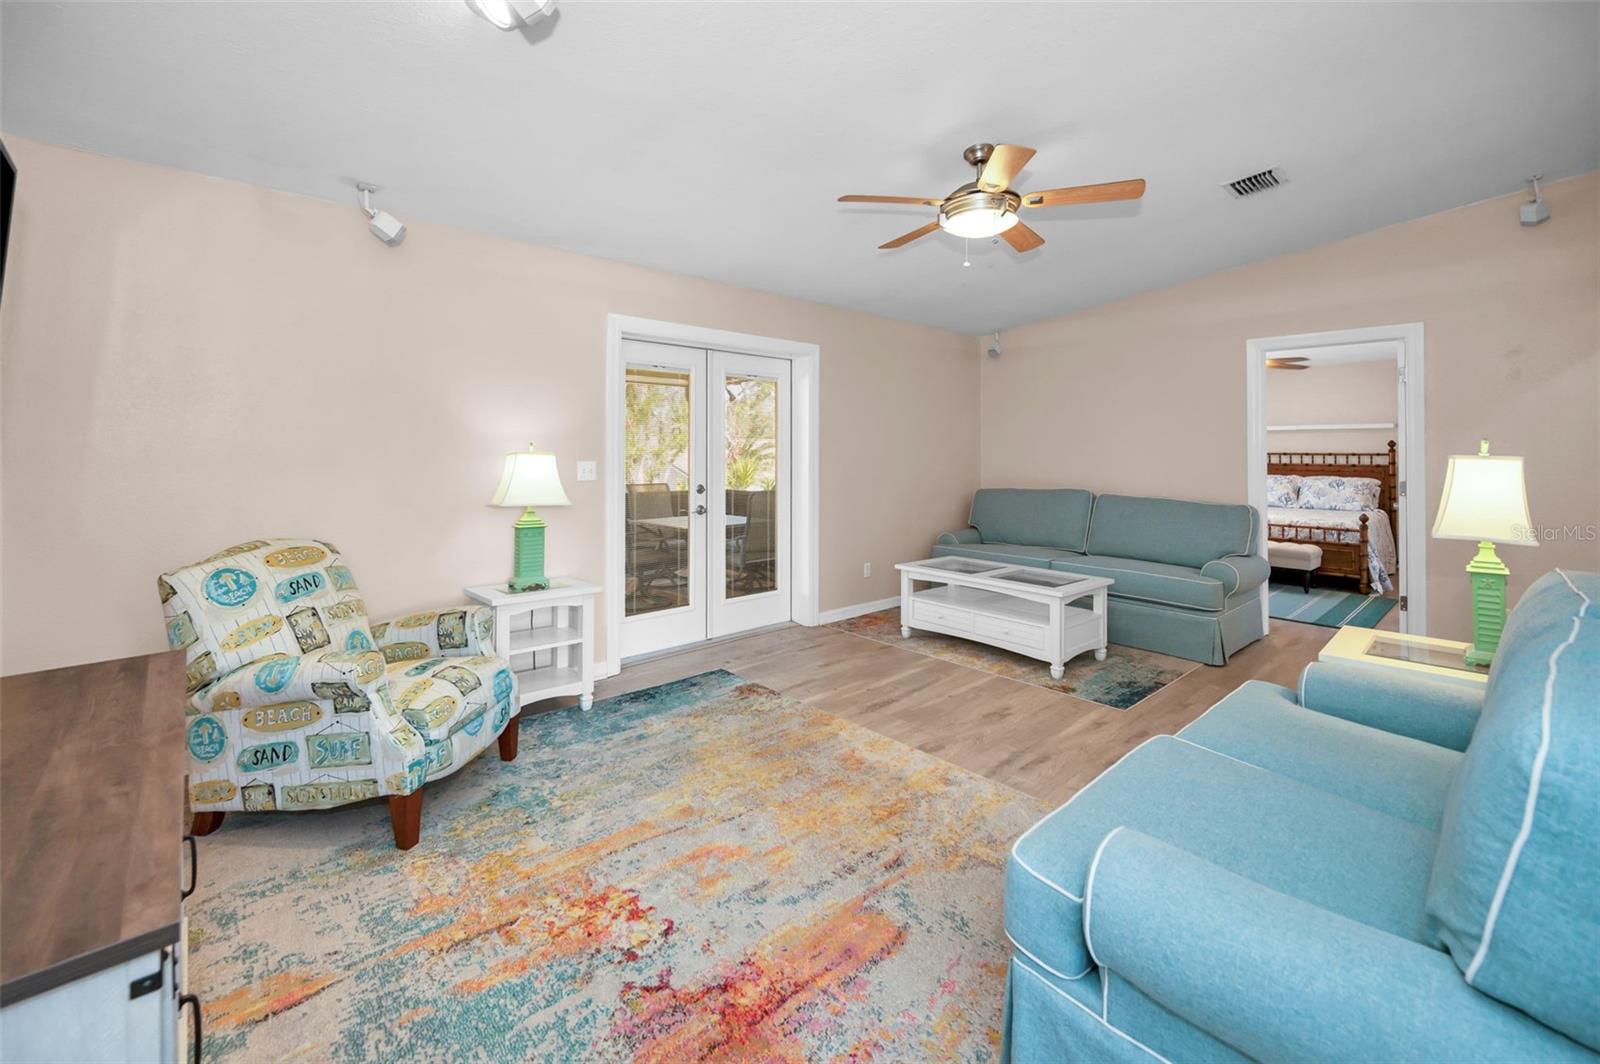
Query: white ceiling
3,1,1597,334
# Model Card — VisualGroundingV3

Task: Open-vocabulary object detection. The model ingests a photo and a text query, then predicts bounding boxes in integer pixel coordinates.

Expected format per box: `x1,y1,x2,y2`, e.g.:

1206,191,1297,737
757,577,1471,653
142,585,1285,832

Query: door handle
694,505,707,516
181,834,197,900
179,992,202,1064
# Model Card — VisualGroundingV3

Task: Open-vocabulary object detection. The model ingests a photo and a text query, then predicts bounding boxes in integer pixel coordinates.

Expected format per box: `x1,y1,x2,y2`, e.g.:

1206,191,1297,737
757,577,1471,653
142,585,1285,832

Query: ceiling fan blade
878,220,941,250
979,145,1037,192
839,194,945,206
1265,359,1311,370
1000,221,1045,252
1021,178,1147,208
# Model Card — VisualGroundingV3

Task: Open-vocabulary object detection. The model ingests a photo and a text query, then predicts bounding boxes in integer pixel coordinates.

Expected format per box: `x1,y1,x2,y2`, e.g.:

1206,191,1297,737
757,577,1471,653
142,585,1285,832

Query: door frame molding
604,314,821,676
1245,322,1427,634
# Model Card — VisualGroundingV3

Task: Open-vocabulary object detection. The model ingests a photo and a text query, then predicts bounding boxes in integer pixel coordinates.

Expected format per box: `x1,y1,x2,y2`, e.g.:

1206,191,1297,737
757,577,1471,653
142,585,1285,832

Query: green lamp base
1464,540,1509,668
508,507,550,593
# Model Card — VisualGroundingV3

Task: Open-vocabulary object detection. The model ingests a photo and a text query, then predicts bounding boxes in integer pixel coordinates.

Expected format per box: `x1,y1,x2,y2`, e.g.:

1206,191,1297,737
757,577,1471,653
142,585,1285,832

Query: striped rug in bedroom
1267,583,1398,628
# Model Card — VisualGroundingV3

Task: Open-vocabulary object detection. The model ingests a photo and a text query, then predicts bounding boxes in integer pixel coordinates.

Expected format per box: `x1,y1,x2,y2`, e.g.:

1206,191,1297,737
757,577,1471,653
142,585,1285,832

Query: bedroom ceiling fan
839,142,1146,252
1266,356,1311,370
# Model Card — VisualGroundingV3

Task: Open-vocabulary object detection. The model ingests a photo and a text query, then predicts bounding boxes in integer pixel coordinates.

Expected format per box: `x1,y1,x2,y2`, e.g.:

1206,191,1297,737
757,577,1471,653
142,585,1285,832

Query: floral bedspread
1268,507,1396,592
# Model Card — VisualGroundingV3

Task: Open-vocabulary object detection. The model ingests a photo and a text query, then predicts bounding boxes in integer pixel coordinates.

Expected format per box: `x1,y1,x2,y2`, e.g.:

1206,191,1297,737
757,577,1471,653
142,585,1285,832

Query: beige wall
981,172,1600,640
0,138,979,675
1265,357,1398,454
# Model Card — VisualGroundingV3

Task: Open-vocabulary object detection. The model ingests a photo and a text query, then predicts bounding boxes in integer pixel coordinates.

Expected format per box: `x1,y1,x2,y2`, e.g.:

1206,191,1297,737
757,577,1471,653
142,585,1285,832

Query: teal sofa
1002,568,1600,1063
933,489,1268,664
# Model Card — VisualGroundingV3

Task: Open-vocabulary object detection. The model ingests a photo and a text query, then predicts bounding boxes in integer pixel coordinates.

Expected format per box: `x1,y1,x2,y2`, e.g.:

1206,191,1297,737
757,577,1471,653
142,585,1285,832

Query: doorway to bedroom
1246,324,1427,635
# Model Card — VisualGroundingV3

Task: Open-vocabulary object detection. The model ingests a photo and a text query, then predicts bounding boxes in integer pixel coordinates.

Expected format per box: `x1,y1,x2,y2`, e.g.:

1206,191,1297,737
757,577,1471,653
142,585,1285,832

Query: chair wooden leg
387,789,424,851
498,720,520,761
191,811,226,836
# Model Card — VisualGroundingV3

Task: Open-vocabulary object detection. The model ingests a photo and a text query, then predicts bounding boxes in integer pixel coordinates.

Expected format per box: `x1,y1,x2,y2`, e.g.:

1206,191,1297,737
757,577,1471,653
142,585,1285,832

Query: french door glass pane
723,373,779,600
625,366,691,617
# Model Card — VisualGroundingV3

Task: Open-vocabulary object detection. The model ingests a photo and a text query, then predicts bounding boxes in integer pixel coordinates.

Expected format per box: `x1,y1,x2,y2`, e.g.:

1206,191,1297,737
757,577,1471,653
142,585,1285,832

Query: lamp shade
490,447,571,508
1432,444,1536,545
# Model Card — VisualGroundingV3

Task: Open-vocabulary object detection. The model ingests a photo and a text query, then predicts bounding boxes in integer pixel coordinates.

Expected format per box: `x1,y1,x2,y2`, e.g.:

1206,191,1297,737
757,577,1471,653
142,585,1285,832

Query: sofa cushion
930,542,1081,569
969,488,1094,553
1005,735,1437,984
1086,494,1257,569
1050,554,1225,611
1426,569,1600,1050
1179,680,1463,829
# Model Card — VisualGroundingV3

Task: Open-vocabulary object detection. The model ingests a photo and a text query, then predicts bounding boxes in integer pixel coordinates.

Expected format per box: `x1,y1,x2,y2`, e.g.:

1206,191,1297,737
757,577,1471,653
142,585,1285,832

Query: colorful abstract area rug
188,670,1048,1062
1268,583,1398,629
827,608,1197,711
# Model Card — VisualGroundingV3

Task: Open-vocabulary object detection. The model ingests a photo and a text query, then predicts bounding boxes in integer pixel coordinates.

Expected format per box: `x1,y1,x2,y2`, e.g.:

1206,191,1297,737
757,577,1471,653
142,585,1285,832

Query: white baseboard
815,595,900,625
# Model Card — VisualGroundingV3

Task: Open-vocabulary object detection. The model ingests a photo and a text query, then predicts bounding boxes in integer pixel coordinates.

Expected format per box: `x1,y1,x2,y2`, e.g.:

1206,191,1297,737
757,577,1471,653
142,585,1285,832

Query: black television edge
0,136,14,307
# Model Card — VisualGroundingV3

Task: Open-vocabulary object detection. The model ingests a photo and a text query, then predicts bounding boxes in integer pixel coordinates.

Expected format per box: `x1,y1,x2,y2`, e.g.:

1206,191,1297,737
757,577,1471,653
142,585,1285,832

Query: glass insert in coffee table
988,568,1085,588
912,556,1010,575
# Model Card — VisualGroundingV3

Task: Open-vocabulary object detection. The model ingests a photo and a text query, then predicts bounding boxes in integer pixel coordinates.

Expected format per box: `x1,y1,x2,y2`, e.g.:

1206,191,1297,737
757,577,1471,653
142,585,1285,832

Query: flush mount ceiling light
468,0,557,29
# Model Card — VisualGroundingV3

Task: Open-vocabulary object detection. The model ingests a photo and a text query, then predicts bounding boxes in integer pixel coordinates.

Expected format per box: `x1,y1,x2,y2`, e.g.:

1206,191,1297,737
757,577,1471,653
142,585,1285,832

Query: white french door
620,339,792,658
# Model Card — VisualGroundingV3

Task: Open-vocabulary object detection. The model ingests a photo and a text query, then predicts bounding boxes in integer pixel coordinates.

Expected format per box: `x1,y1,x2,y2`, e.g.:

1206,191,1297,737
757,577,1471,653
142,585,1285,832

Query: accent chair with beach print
158,538,519,849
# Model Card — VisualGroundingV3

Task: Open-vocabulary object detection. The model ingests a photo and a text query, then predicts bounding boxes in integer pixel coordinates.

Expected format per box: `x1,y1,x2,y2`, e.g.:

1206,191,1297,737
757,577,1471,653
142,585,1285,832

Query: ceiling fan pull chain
963,237,971,268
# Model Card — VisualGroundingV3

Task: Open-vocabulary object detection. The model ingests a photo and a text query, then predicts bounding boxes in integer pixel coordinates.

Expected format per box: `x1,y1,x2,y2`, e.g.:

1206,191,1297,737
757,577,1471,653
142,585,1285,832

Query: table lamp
490,445,571,592
1431,439,1537,666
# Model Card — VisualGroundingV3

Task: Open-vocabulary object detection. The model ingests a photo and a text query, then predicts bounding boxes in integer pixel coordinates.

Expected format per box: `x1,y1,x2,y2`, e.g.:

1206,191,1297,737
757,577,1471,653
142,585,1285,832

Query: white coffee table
896,557,1113,679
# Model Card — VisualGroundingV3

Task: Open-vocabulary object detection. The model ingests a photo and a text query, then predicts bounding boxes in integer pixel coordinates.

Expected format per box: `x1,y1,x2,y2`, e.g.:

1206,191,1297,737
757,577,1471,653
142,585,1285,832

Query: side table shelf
464,580,601,711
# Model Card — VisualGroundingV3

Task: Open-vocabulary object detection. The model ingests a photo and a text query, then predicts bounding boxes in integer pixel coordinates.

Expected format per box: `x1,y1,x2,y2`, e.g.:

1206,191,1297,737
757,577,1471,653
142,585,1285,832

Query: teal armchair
1003,568,1600,1062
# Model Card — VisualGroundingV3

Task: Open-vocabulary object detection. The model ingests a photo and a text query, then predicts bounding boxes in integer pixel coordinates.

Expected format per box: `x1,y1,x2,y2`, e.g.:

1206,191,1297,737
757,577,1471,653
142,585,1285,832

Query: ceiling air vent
1224,168,1284,199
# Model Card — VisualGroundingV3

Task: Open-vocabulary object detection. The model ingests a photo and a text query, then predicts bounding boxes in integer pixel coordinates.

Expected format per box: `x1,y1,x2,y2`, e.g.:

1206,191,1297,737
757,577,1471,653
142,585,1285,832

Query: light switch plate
576,461,597,482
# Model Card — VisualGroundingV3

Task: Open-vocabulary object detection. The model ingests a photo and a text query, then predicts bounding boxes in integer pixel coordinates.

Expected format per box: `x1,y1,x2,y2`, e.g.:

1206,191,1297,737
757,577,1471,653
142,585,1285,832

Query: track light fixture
1520,174,1550,227
356,183,406,247
468,0,557,30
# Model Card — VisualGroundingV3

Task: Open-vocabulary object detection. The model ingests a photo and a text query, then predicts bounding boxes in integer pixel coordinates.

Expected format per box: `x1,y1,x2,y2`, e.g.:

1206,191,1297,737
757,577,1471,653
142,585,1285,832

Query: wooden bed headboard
1267,439,1399,530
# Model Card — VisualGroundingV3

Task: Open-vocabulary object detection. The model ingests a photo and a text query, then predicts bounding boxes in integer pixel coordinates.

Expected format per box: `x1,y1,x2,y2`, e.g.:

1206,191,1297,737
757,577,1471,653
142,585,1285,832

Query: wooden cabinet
0,652,194,1063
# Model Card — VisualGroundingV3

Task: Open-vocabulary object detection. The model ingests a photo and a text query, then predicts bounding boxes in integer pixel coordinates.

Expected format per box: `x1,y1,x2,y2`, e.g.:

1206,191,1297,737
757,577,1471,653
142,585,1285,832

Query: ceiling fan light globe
938,187,1022,240
939,206,1018,240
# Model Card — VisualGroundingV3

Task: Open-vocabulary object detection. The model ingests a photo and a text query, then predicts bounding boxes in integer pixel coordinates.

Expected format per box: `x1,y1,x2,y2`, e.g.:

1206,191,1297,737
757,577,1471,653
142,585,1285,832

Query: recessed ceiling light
468,0,557,30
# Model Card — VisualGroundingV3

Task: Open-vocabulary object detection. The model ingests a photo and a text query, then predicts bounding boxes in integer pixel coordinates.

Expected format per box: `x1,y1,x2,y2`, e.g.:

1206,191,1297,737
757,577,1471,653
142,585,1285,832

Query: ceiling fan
1266,356,1311,370
839,142,1145,252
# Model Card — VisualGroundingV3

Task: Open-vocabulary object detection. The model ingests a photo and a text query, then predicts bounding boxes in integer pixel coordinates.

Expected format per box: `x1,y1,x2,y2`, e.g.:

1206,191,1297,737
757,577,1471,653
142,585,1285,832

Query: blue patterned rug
188,670,1047,1061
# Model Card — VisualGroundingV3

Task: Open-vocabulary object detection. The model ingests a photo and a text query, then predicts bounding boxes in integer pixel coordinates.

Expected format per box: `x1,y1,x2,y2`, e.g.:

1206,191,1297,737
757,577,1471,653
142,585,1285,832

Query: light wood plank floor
544,616,1347,808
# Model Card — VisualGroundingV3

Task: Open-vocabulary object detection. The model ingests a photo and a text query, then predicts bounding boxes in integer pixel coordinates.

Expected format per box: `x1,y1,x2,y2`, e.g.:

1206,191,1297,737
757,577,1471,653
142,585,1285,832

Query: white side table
1318,625,1489,687
465,580,600,711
